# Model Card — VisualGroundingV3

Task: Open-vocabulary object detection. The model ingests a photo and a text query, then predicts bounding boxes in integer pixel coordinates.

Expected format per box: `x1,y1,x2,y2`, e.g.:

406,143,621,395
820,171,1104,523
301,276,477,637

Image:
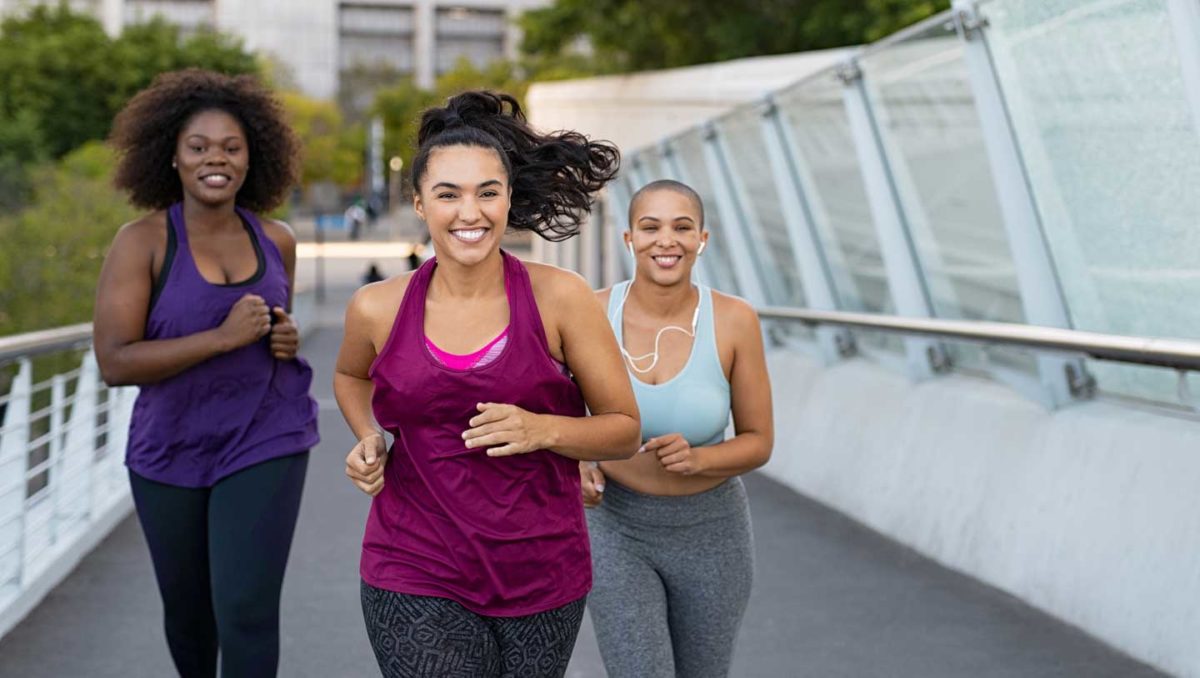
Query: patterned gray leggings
360,582,586,678
586,476,755,678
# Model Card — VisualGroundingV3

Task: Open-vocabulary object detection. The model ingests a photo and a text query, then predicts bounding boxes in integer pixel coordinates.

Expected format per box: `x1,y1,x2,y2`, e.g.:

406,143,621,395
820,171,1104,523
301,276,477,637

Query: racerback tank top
124,202,319,487
363,251,590,616
608,281,731,447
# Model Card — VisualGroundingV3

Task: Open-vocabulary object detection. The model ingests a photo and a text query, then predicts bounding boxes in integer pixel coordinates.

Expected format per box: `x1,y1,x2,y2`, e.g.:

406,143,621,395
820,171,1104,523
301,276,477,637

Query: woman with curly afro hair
93,68,319,678
335,91,641,677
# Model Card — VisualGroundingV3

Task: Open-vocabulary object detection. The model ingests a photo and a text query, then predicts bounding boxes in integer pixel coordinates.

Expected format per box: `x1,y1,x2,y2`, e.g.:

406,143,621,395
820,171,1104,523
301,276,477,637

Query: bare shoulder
711,289,755,316
106,212,168,267
113,211,167,246
260,217,297,251
524,260,593,303
711,290,760,334
595,286,613,306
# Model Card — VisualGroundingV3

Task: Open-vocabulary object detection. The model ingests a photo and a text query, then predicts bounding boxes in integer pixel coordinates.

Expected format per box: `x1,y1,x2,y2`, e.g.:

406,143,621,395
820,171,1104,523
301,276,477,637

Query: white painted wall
762,346,1200,677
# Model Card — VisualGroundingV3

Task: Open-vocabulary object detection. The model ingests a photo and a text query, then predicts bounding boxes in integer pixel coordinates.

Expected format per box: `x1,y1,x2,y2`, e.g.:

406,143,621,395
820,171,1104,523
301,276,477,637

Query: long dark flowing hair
410,91,620,242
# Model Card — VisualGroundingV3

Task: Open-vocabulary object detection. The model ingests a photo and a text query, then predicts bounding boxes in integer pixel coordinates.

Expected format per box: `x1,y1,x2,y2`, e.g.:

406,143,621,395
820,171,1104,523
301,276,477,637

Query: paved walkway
0,322,1163,677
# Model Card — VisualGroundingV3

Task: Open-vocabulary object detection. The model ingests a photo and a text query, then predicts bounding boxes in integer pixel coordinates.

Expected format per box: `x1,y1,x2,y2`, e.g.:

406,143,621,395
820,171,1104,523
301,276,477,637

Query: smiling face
413,144,511,267
174,109,249,208
626,188,708,286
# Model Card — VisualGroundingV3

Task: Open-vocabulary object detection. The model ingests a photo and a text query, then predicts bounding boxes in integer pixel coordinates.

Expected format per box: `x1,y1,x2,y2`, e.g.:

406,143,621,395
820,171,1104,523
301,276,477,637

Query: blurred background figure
344,201,367,240
362,261,385,285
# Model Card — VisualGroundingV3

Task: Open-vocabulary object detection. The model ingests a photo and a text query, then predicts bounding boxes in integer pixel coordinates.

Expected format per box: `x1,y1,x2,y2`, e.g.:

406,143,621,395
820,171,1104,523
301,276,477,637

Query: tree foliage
0,143,137,336
0,5,258,160
281,92,365,189
518,0,952,74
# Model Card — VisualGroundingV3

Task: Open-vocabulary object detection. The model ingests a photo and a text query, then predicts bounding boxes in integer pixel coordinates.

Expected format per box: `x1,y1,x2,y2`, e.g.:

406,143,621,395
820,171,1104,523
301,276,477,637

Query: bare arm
463,269,640,462
264,219,300,359
335,281,397,496
93,220,268,386
333,284,389,443
693,296,773,477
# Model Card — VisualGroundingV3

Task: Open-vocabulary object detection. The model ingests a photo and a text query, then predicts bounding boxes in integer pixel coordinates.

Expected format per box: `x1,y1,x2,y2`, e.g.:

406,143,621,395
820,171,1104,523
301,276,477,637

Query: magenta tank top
363,251,590,616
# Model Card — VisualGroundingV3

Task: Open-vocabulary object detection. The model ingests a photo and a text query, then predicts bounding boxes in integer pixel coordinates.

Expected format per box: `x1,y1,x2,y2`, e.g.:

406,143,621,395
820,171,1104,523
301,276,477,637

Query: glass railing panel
671,129,741,296
715,106,806,306
983,0,1200,405
860,15,1033,373
775,69,902,353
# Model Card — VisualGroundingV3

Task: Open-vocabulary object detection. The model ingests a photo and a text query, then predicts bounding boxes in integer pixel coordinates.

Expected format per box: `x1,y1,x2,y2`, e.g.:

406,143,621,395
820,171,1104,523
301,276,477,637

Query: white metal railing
0,328,137,640
0,288,316,640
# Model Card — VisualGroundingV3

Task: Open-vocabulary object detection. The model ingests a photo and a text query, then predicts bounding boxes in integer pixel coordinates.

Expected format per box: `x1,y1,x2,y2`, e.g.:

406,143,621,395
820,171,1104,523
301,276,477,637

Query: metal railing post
952,0,1093,404
840,58,950,379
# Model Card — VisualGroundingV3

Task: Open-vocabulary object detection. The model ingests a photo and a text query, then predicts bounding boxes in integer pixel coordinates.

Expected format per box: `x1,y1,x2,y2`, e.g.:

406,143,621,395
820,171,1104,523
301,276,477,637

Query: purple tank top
363,251,589,616
124,203,319,487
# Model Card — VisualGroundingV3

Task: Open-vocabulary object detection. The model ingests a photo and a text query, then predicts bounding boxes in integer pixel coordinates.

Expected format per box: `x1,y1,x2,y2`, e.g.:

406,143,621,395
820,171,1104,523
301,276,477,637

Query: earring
171,160,177,169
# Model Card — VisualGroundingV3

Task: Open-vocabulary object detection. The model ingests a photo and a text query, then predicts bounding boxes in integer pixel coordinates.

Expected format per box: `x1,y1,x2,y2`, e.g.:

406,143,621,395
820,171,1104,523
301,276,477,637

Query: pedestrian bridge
2,1,1200,675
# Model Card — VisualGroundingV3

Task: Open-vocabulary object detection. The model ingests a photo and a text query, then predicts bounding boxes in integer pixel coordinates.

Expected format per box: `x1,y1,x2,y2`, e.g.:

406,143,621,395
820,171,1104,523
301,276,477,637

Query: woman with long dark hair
94,69,318,677
334,91,640,678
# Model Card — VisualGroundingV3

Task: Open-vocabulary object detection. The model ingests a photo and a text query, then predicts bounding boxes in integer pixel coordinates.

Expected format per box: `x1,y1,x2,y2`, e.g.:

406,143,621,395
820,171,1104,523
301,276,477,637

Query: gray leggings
586,476,754,678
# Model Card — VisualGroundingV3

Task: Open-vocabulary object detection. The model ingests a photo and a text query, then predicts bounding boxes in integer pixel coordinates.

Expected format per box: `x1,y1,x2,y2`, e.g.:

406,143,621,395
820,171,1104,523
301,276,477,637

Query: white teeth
451,228,487,242
653,256,681,266
202,175,230,186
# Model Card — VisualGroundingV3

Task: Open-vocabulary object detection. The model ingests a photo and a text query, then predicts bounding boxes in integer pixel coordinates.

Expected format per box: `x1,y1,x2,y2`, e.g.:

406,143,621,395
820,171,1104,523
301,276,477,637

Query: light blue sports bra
608,281,731,447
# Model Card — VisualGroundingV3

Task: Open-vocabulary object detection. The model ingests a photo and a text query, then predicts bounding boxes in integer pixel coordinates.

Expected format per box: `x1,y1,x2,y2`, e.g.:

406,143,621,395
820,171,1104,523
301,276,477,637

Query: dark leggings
360,581,586,678
129,453,309,678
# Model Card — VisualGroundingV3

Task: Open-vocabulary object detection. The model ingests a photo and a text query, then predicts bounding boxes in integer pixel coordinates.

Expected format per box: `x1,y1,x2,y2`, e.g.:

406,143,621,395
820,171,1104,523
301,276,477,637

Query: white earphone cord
620,238,705,374
618,281,701,375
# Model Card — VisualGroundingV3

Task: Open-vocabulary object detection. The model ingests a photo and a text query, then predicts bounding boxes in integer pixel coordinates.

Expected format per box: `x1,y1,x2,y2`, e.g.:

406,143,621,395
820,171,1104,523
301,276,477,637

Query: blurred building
0,0,548,100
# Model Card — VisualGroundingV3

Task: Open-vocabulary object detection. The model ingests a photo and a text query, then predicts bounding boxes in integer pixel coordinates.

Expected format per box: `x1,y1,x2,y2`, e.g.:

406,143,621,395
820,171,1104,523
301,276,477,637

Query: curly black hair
411,91,621,242
110,69,299,213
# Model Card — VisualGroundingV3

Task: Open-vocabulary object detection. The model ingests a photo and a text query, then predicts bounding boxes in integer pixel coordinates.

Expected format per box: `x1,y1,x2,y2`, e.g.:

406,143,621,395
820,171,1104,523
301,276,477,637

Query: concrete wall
763,345,1200,677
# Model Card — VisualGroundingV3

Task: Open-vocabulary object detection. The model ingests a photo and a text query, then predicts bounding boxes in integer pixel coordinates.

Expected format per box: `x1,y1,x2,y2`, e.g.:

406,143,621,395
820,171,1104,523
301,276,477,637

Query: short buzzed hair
627,179,705,230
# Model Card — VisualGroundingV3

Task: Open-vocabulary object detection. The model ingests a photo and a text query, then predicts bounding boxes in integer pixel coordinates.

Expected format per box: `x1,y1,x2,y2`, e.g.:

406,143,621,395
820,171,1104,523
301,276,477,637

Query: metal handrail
758,306,1200,371
0,323,93,363
3,310,1200,372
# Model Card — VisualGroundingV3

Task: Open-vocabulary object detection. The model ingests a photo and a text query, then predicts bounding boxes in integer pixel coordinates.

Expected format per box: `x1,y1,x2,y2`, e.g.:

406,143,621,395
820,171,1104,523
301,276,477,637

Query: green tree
372,78,438,183
0,5,259,161
0,143,137,335
518,0,951,73
0,108,47,212
0,5,116,158
281,91,365,189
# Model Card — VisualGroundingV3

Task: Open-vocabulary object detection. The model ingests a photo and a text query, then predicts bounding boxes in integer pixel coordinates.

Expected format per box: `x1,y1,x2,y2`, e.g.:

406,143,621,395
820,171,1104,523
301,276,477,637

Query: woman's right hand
580,461,605,508
217,293,271,350
346,433,388,496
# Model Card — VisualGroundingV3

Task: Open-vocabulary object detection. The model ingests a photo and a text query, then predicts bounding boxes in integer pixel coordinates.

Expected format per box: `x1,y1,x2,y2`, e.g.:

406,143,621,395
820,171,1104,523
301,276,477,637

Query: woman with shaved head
581,179,775,678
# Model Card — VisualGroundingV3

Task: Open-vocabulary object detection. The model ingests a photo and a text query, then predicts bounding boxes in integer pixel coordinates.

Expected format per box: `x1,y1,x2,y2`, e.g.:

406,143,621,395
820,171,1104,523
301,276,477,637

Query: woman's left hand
269,307,299,360
644,433,705,475
463,402,550,457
